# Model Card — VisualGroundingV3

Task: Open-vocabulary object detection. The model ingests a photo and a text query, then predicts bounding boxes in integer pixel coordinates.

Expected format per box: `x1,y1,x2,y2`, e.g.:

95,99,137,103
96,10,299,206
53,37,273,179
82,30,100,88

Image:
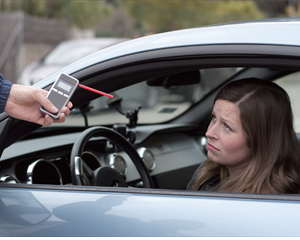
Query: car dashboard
0,124,206,190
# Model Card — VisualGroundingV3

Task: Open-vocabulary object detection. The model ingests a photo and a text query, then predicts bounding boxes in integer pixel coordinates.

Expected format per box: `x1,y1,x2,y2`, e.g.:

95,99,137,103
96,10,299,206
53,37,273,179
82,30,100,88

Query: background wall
0,12,68,83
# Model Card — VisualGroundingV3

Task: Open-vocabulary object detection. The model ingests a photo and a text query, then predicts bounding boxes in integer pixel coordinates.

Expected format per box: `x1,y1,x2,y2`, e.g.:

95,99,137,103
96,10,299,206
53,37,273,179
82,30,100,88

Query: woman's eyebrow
212,108,237,125
220,115,238,126
220,113,237,124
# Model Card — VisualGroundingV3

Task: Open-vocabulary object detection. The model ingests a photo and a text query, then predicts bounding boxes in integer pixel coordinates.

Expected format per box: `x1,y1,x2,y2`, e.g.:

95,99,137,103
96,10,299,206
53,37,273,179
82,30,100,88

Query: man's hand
4,84,72,126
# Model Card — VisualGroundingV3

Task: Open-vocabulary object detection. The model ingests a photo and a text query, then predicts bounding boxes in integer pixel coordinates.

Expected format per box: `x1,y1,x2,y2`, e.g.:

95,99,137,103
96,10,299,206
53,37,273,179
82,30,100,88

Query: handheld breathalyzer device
40,73,79,119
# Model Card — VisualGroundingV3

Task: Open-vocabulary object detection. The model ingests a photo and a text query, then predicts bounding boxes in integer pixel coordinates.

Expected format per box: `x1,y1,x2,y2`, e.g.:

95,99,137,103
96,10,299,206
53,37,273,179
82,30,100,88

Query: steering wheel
70,126,153,188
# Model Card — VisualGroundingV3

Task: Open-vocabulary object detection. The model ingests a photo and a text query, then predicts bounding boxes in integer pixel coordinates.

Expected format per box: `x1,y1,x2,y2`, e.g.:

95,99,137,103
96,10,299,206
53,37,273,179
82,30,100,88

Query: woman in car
188,78,300,193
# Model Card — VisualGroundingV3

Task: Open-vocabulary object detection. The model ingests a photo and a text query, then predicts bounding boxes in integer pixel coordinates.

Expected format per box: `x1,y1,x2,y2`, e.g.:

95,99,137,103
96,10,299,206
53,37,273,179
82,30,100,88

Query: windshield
56,67,240,126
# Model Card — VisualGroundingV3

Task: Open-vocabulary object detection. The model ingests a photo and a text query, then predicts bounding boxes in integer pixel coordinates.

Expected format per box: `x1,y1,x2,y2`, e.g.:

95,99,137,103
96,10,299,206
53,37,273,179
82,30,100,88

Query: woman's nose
206,122,218,139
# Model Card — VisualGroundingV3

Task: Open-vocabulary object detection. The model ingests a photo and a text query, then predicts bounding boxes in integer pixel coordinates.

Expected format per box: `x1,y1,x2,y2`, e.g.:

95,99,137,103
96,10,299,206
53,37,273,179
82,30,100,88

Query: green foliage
65,1,112,29
2,0,296,37
118,0,266,34
0,0,112,29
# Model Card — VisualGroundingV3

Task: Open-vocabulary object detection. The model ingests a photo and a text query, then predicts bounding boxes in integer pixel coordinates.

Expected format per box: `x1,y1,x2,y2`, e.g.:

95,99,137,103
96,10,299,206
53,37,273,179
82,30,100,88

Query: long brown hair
193,78,300,193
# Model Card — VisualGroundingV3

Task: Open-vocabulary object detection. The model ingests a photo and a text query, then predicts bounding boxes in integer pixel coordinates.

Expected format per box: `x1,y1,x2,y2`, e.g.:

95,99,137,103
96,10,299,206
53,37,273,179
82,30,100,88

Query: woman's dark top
186,164,220,191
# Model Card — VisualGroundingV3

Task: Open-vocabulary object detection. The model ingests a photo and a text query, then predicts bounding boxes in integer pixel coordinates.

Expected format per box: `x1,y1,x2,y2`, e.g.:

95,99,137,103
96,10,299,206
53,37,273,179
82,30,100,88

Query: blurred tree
0,0,112,29
286,1,300,16
2,0,298,38
118,1,265,35
63,1,112,29
254,0,300,17
95,8,136,38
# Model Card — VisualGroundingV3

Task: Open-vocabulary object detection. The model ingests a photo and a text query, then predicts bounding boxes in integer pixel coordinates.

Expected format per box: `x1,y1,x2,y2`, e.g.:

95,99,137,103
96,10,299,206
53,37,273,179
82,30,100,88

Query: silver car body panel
1,186,300,237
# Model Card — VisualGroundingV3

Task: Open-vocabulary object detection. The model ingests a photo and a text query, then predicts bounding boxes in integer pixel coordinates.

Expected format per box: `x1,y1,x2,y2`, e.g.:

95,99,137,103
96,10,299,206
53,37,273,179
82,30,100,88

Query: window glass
60,67,240,126
275,71,300,132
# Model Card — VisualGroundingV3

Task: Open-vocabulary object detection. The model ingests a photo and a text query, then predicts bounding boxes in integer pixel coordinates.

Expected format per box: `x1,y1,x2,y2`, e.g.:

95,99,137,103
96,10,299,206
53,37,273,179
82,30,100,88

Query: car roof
53,38,129,48
35,17,300,88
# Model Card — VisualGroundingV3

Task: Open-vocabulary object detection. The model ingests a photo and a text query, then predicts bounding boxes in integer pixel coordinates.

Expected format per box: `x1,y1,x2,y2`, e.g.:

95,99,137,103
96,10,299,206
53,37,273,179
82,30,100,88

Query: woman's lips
206,143,220,151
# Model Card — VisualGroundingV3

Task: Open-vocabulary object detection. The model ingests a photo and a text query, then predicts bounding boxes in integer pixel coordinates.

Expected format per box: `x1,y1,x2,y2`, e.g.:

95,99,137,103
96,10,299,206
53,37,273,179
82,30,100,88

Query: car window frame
1,44,300,202
2,43,300,147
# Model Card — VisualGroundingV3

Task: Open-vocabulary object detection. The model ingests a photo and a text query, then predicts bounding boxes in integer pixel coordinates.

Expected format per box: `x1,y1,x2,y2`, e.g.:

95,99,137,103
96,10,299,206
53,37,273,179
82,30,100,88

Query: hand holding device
40,73,113,119
40,73,79,119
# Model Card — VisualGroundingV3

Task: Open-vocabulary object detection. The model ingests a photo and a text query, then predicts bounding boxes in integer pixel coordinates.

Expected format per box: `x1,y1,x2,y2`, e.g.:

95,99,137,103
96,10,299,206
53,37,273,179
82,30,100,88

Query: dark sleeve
186,163,203,190
0,74,13,113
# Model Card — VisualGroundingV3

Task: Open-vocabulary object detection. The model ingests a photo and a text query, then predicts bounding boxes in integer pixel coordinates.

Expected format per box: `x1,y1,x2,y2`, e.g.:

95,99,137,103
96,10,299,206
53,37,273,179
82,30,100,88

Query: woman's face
205,99,252,176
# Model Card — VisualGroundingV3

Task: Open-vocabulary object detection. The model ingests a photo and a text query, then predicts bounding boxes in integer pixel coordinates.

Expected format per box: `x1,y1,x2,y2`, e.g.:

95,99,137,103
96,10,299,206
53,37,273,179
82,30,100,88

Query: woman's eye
224,123,231,131
211,114,216,121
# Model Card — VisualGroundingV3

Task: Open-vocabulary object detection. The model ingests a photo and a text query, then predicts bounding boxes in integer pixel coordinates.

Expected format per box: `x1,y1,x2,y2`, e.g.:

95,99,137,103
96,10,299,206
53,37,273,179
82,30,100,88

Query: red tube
78,84,113,98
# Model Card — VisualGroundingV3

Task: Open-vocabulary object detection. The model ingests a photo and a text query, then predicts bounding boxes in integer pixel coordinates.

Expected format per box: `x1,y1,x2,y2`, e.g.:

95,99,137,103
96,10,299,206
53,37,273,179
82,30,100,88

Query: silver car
1,17,300,237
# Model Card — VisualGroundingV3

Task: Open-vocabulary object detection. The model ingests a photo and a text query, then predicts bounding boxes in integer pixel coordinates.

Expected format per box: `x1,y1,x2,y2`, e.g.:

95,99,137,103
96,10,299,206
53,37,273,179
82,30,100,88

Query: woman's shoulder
186,162,220,191
186,164,203,190
198,177,220,191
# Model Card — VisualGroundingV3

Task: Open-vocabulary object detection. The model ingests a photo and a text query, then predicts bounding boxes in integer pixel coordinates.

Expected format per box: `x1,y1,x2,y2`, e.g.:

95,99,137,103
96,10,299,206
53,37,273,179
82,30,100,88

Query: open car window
275,71,300,133
59,67,240,126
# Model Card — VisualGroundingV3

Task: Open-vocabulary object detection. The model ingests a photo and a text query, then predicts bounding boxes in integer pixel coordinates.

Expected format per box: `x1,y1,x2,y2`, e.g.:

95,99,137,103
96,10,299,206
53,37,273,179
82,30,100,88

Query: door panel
0,186,299,237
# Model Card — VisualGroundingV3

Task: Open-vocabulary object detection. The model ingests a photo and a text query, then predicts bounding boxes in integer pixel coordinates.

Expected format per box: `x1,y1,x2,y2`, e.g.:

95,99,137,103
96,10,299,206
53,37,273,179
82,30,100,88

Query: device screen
50,79,74,111
57,80,72,92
